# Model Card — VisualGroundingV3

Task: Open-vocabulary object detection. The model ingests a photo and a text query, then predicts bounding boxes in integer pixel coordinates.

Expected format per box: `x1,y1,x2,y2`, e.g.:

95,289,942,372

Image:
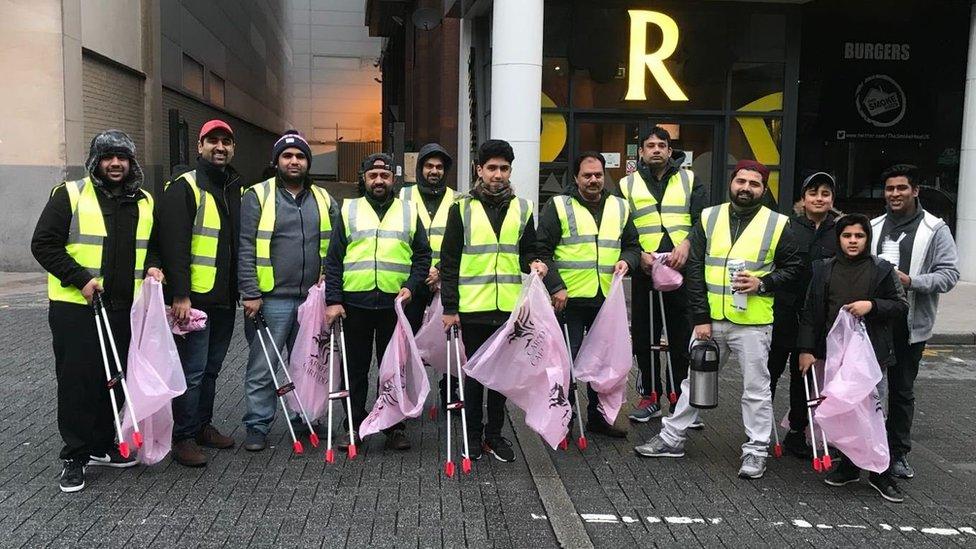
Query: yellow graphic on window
541,92,567,162
625,10,688,102
735,92,782,200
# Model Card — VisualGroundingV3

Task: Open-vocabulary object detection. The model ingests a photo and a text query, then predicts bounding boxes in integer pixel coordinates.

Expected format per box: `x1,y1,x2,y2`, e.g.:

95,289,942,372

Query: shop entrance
572,116,724,202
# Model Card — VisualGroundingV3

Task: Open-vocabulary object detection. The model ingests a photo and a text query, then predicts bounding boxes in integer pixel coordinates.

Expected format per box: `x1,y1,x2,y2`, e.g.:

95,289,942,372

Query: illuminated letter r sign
625,10,689,102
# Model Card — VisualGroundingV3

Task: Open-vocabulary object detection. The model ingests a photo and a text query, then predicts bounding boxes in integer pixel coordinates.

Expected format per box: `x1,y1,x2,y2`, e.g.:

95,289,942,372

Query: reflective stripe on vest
400,185,455,264
165,170,221,293
619,169,693,251
458,197,532,313
553,195,627,298
702,204,788,325
47,177,154,304
341,197,416,293
249,178,334,293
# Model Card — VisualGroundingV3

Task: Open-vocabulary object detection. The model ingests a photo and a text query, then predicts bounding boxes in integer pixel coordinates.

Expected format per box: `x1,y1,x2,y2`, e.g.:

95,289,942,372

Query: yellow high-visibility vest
165,170,222,293
47,177,153,304
619,168,693,251
702,204,788,325
553,195,628,298
247,178,334,292
458,196,532,313
400,184,455,264
341,197,417,293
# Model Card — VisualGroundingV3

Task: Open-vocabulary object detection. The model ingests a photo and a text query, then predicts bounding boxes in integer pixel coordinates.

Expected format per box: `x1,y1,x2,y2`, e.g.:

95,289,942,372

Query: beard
730,189,762,208
277,166,306,186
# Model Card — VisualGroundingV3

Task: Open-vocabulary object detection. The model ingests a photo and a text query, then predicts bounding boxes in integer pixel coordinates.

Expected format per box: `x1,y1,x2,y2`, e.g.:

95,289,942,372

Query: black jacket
439,195,537,325
324,194,432,310
633,150,708,252
797,256,908,367
771,211,838,346
536,188,641,308
157,158,243,307
685,203,803,325
31,182,160,311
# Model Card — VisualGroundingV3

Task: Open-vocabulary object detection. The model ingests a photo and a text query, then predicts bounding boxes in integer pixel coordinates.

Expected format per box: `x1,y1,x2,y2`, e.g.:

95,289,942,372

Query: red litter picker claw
558,438,568,450
293,441,304,455
813,457,822,472
347,444,357,459
133,431,144,449
821,454,832,469
444,460,455,478
461,457,472,475
309,433,320,448
649,390,659,403
325,449,335,463
576,436,588,450
429,405,437,420
668,391,678,405
118,441,130,459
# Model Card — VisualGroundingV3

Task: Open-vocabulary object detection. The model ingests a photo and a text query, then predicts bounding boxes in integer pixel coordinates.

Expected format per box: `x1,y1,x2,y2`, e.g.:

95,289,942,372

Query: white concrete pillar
957,1,976,282
489,0,543,209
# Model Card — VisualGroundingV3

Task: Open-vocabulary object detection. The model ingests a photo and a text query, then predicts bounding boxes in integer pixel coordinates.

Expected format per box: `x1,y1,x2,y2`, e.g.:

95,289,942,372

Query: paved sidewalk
0,275,974,548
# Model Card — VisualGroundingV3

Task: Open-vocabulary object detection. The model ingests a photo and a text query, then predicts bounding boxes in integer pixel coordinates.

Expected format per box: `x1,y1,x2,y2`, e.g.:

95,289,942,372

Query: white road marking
793,519,813,528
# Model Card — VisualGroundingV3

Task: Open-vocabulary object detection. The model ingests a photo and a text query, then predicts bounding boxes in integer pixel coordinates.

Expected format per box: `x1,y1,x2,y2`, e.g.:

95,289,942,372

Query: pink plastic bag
813,310,890,473
463,275,572,449
287,283,339,421
651,252,683,291
167,307,207,336
360,299,431,437
573,272,631,425
121,278,187,465
414,292,466,377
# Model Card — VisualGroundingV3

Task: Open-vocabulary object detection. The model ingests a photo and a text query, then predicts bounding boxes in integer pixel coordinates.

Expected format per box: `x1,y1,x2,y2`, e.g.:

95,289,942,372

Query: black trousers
342,305,403,432
50,301,131,460
462,323,507,439
630,271,692,399
766,344,807,432
887,321,926,458
561,305,601,422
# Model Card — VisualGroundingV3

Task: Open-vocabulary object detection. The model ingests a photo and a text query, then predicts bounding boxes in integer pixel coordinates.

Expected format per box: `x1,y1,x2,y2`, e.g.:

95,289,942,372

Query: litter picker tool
443,325,472,477
647,290,659,404
252,313,305,454
657,294,678,405
256,311,319,453
771,422,782,458
803,367,827,472
92,292,142,458
809,363,832,469
325,318,357,462
559,324,587,451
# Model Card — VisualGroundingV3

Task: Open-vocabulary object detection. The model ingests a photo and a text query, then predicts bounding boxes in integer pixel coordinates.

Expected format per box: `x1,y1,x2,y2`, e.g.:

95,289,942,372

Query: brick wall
82,53,146,166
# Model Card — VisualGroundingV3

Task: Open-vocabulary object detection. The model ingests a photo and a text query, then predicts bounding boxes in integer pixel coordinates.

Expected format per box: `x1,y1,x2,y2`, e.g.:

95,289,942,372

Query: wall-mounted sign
625,159,637,174
601,152,621,168
625,10,688,102
855,74,906,128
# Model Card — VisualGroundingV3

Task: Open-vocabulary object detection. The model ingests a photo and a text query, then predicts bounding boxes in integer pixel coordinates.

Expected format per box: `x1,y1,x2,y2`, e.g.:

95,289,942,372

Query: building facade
368,0,976,280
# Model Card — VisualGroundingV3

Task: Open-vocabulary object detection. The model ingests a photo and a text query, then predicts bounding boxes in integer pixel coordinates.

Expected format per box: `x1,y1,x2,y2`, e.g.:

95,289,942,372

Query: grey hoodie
238,177,340,299
871,203,960,344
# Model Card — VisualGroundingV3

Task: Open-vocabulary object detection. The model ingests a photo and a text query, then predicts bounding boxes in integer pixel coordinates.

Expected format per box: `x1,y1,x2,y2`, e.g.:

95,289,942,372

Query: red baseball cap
199,119,234,141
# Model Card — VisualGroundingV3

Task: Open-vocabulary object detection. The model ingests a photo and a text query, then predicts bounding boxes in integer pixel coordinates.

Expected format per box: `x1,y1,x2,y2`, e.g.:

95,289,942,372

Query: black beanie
271,130,312,167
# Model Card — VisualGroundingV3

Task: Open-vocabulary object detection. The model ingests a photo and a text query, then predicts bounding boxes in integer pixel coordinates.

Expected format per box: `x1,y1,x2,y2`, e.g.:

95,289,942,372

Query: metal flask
689,339,721,409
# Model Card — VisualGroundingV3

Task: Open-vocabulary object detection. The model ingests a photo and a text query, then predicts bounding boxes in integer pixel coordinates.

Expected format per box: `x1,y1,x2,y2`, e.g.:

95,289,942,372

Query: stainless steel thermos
689,338,720,409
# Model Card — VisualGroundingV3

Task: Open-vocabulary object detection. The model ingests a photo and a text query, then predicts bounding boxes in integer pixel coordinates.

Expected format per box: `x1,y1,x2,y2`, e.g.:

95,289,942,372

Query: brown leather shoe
196,424,235,449
172,439,208,467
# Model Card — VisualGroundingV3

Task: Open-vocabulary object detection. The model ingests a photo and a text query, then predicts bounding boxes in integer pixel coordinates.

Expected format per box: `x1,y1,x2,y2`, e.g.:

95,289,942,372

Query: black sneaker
88,448,138,468
783,430,812,459
384,428,412,451
824,461,860,487
587,416,628,438
59,459,86,493
868,472,905,503
243,429,267,452
484,436,516,463
466,435,483,461
889,455,915,479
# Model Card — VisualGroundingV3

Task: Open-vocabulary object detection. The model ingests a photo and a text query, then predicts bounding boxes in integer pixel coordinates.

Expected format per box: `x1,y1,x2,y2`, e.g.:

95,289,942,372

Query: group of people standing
33,122,958,504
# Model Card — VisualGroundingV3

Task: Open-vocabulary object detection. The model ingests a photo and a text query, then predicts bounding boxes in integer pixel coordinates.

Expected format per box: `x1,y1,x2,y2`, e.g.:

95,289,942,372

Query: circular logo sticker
855,74,906,128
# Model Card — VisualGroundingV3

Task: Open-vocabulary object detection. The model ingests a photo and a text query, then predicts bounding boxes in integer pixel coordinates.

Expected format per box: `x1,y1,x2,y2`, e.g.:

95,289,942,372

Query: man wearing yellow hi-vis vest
399,143,457,411
440,140,547,464
158,119,243,467
238,131,339,452
324,153,432,451
635,160,801,482
620,127,706,423
537,151,641,440
32,130,162,492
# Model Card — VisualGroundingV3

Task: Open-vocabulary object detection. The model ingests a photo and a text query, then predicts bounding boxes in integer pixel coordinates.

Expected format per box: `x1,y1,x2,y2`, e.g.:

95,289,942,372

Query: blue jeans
172,307,236,442
243,297,303,434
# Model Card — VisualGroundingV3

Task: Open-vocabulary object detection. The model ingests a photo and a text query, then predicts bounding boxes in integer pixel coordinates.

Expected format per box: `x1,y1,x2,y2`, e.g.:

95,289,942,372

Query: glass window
729,116,782,165
182,54,204,97
542,57,569,108
731,63,784,112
